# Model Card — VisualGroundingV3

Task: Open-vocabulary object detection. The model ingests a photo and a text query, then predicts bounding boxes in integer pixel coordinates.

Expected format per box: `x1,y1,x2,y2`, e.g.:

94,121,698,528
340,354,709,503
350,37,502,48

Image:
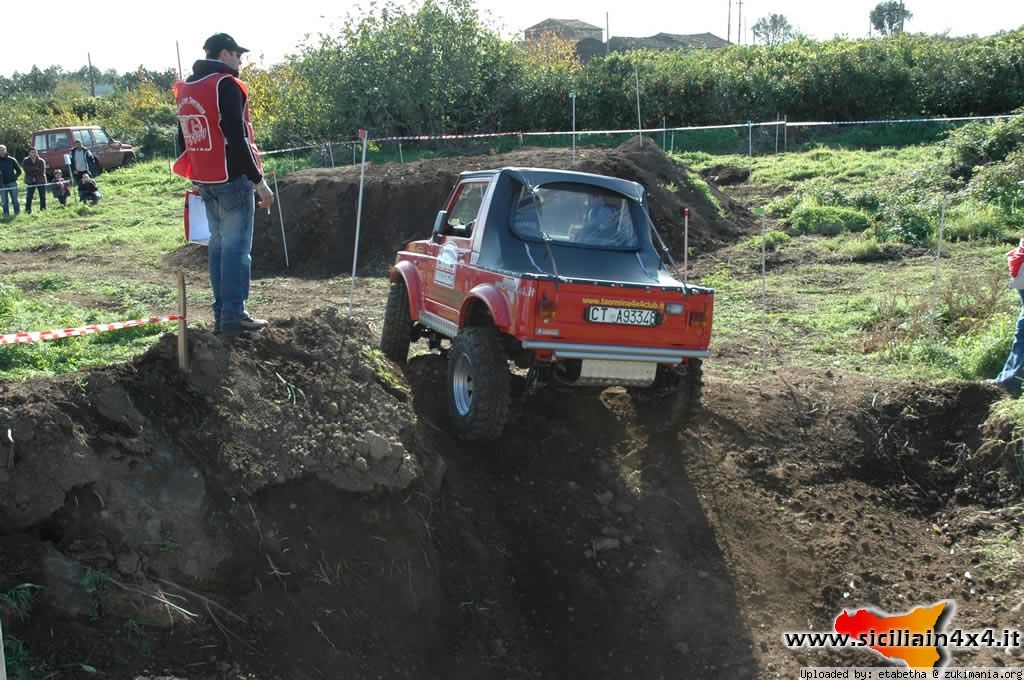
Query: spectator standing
51,169,71,207
173,32,274,337
68,139,98,188
22,148,47,213
0,145,22,217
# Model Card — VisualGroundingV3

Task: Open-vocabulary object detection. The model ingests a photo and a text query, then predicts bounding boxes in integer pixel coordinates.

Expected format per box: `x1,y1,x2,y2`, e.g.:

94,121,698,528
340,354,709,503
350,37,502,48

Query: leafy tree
870,1,912,35
752,14,795,47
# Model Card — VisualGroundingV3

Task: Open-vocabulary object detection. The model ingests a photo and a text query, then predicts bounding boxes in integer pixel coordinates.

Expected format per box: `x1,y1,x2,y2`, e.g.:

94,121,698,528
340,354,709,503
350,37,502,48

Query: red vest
172,73,264,183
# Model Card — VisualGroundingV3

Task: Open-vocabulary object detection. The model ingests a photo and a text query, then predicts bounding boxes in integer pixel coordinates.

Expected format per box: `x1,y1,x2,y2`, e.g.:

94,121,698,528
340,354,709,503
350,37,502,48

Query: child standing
51,169,71,207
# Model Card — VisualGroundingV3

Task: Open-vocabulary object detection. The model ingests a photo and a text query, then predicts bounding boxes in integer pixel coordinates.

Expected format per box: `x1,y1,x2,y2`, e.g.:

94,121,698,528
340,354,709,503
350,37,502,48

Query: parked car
31,126,136,177
381,167,715,441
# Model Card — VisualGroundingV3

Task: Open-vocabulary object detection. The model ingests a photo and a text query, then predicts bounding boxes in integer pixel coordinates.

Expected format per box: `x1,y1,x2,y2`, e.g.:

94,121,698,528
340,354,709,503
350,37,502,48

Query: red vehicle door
34,130,71,174
422,180,489,325
87,127,117,169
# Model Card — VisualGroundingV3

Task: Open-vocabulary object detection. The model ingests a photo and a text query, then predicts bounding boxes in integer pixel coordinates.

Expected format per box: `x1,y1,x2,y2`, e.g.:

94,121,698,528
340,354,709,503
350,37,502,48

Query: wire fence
249,113,1020,177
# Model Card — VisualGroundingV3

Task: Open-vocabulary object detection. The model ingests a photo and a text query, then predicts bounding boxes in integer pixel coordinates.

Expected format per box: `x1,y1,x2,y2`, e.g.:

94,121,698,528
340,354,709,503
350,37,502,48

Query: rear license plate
586,306,659,326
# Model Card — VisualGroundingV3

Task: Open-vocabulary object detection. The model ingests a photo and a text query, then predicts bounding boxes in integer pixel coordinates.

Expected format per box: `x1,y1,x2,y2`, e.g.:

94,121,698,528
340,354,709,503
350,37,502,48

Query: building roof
610,32,730,50
525,18,603,32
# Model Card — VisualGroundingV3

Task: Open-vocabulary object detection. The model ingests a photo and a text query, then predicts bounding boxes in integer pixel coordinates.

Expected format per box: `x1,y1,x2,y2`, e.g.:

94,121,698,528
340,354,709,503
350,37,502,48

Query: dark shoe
238,316,268,332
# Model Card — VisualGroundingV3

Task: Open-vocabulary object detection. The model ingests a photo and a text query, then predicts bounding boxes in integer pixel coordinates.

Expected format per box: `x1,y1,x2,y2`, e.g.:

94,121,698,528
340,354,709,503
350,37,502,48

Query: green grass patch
686,173,725,218
791,204,870,236
0,161,190,258
0,280,174,380
698,236,1016,380
741,230,791,252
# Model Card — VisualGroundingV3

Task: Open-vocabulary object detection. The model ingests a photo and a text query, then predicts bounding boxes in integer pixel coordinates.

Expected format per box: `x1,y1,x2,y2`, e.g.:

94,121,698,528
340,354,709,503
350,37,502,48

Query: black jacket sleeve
217,77,264,185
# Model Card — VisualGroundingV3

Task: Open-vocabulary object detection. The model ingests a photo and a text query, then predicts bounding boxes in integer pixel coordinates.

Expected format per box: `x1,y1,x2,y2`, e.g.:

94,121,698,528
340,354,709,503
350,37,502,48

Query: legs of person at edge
995,289,1024,397
196,176,267,336
1,183,19,217
26,184,46,213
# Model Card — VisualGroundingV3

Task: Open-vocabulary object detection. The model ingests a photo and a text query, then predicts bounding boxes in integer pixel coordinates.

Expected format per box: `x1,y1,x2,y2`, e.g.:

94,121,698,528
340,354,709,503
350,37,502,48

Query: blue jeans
26,184,46,212
0,182,19,216
995,290,1024,396
196,176,255,332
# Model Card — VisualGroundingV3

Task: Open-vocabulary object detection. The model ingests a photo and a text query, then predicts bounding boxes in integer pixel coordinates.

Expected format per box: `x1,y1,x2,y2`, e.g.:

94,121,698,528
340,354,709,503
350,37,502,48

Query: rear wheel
448,327,511,441
629,359,703,433
380,281,412,364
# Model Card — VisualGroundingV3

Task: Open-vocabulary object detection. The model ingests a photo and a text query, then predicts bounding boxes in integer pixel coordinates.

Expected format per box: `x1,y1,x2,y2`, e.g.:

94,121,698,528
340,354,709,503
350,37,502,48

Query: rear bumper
521,340,709,364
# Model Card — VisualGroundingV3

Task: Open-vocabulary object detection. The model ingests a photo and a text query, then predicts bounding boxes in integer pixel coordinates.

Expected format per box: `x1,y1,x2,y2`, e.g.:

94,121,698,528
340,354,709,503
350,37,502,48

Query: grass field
0,162,192,378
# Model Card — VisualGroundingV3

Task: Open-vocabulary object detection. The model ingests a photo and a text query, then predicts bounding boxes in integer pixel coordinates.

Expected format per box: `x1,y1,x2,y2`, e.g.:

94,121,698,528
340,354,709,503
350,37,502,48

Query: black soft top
461,167,646,203
463,167,685,288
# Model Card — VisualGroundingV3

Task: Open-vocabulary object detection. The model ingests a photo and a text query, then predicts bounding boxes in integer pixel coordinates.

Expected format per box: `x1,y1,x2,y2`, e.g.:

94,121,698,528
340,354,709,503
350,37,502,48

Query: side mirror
431,210,447,243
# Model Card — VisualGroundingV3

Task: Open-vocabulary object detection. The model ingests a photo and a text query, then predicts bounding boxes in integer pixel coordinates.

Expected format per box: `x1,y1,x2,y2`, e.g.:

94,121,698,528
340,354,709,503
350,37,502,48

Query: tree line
1,0,1021,159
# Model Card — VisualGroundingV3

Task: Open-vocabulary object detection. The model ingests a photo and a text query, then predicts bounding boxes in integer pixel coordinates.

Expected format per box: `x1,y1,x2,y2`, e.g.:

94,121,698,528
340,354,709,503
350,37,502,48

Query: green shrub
743,230,791,251
766,192,800,217
831,235,904,262
967,148,1024,217
943,202,1014,242
952,314,1014,379
874,203,934,244
791,204,871,236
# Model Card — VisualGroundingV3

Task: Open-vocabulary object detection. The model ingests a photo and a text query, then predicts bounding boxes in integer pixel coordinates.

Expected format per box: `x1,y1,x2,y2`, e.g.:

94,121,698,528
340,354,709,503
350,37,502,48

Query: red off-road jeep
381,167,714,441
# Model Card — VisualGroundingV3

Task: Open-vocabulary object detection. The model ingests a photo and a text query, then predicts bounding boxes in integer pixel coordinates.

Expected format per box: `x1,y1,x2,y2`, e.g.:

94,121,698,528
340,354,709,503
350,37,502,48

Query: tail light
538,297,557,323
688,310,706,328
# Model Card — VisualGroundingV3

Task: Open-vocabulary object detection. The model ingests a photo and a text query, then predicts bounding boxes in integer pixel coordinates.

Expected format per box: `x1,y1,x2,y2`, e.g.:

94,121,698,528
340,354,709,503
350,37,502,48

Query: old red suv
31,126,136,176
381,167,715,441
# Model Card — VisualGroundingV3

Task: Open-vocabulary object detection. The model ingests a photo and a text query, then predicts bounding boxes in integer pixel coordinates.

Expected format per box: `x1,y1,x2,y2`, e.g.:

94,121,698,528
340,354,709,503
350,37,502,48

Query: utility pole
87,52,96,97
727,0,732,43
737,0,744,44
606,12,610,56
898,0,906,33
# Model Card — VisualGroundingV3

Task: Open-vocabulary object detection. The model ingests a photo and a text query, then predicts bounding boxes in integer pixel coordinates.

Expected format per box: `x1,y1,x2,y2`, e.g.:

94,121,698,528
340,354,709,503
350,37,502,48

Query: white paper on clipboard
185,190,210,244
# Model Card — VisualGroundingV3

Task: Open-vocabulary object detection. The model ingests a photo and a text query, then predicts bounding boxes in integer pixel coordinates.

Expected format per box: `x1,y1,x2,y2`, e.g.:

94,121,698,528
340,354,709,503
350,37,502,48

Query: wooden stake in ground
930,196,947,335
273,173,289,268
349,129,370,315
177,271,189,372
761,212,768,363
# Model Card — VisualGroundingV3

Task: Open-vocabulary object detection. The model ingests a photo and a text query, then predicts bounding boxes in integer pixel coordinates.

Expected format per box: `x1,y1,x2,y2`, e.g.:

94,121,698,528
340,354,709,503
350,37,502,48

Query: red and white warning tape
1,314,184,346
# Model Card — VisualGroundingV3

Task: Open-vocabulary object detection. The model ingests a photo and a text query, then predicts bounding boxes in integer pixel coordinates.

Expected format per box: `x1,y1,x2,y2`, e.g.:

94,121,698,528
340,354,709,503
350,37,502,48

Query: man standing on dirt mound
173,33,274,337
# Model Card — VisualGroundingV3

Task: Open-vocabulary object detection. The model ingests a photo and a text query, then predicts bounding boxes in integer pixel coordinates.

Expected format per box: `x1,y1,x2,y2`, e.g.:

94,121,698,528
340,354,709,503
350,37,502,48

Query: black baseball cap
203,33,249,55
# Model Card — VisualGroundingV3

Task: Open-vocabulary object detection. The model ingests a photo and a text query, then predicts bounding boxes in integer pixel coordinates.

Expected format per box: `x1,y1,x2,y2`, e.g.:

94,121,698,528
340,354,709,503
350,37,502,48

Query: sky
3,0,1023,77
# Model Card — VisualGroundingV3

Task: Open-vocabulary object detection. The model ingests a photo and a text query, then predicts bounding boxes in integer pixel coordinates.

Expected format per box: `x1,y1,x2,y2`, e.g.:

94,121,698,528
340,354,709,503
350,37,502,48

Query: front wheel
448,327,511,441
629,359,703,433
380,281,412,364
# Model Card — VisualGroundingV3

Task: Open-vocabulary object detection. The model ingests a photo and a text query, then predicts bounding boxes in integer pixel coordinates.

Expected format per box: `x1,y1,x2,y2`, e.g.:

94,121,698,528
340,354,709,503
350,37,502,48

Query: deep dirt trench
1,314,1020,679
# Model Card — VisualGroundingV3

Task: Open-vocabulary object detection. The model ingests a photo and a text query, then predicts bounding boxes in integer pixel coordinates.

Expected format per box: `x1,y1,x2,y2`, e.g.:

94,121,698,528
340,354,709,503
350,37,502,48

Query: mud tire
447,327,511,441
380,281,412,364
629,359,703,433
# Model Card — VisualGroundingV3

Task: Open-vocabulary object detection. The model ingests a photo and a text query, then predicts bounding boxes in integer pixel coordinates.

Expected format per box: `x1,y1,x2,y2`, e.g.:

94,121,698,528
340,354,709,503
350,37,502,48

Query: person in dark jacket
0,144,22,217
78,173,101,204
68,139,99,186
51,169,71,207
22,148,47,213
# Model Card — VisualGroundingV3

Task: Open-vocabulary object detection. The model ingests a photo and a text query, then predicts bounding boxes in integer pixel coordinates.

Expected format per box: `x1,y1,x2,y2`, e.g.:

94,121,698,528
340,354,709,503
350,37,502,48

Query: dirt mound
161,242,209,272
0,310,421,585
252,138,754,278
702,164,752,186
853,381,1015,510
